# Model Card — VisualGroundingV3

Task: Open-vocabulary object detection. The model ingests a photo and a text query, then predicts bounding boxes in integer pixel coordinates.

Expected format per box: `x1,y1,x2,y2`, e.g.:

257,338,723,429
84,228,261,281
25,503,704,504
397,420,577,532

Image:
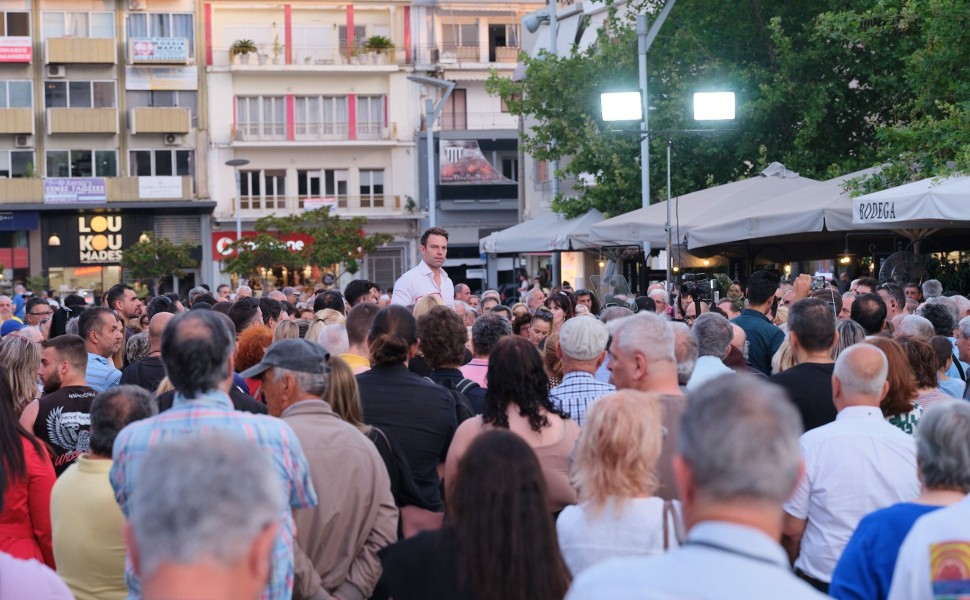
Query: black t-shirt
769,362,837,432
358,363,458,511
33,385,97,476
120,355,166,394
374,529,479,600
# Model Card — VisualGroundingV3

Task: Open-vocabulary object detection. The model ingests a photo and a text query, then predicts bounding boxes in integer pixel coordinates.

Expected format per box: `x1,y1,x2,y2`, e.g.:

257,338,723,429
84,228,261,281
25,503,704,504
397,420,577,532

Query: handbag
662,499,686,550
372,426,445,538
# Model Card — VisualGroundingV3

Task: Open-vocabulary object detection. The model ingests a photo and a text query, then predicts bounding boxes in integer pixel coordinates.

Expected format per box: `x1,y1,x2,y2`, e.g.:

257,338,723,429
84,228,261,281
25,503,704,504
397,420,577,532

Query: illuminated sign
79,215,123,264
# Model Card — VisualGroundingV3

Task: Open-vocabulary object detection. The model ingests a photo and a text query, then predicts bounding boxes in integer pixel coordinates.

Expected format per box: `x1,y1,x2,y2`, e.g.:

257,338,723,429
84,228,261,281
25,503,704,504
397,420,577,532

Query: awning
480,208,605,253
846,174,970,228
590,162,818,247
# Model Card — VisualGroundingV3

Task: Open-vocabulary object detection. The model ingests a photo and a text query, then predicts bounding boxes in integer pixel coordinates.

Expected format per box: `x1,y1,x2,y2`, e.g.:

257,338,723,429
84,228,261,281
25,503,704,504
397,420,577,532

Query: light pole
407,75,455,229
225,158,250,241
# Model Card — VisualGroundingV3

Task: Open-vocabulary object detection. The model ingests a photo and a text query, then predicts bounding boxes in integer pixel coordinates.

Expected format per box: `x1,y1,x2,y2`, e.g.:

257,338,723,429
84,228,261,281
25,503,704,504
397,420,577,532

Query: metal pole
638,14,649,212
549,0,561,287
666,137,672,291
234,168,242,240
426,98,436,228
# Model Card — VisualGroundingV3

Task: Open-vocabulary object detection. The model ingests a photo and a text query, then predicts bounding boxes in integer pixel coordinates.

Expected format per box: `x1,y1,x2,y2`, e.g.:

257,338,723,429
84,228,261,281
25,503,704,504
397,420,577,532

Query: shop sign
138,176,183,199
129,37,189,64
125,66,198,91
303,198,335,210
212,231,314,260
44,178,107,204
79,215,123,264
0,37,31,63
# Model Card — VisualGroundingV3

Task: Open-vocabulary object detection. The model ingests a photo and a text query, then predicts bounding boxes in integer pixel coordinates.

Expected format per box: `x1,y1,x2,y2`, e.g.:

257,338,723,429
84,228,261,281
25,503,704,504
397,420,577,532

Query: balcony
0,108,33,134
232,122,400,144
0,175,194,204
47,108,118,134
214,45,406,70
240,195,409,217
413,44,521,67
130,107,191,134
45,38,117,64
440,112,519,131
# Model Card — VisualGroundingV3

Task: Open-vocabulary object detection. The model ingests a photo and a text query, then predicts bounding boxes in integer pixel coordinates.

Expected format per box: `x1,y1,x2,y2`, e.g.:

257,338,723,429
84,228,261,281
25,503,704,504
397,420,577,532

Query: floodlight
524,10,550,34
693,92,736,121
600,91,643,122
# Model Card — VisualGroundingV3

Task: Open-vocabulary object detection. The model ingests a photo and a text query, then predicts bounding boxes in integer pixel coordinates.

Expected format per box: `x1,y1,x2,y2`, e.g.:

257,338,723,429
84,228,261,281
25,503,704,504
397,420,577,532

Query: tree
220,208,393,288
120,232,198,295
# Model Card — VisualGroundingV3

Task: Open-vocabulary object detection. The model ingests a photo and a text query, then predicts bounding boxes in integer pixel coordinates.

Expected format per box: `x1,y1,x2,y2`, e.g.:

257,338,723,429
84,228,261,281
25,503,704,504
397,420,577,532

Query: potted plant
272,34,284,65
230,39,258,64
364,35,394,63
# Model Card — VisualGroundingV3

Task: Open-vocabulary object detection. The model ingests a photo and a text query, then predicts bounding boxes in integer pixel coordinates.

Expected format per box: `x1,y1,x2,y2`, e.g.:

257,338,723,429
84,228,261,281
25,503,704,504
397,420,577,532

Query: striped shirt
110,390,317,600
549,371,615,426
85,352,121,393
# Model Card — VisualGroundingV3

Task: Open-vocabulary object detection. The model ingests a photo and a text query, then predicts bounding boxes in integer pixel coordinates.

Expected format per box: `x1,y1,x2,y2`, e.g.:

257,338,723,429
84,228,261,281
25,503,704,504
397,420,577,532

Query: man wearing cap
282,287,301,306
549,317,615,426
243,339,397,600
1,318,26,338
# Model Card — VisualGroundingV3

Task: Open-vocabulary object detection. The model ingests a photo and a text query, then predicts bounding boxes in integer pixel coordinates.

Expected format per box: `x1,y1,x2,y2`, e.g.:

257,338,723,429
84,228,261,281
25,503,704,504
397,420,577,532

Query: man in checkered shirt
549,316,615,426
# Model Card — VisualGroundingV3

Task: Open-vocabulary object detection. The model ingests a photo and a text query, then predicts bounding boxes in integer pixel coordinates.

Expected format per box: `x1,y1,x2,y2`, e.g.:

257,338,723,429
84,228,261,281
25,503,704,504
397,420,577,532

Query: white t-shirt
557,496,681,576
784,405,920,582
888,495,970,600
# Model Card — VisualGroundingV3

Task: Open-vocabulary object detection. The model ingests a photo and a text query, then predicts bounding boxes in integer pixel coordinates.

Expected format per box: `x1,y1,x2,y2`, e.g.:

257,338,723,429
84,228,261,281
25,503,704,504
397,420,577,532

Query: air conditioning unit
14,135,33,148
129,0,146,10
163,133,182,146
47,64,65,78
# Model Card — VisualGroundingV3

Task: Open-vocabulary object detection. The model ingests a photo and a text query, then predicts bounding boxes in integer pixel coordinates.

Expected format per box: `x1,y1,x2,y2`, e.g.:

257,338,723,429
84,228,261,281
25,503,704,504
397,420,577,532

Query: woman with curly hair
0,336,41,417
234,325,274,397
377,430,571,600
445,336,579,513
864,337,923,435
544,291,576,334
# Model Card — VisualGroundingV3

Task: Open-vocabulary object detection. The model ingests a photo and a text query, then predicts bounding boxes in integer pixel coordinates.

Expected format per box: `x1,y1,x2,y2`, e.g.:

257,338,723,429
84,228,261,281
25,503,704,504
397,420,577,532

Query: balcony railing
130,107,191,134
47,108,118,135
412,44,521,65
218,45,405,67
0,108,33,134
439,112,519,131
233,123,396,142
45,38,116,64
0,175,194,204
239,195,406,215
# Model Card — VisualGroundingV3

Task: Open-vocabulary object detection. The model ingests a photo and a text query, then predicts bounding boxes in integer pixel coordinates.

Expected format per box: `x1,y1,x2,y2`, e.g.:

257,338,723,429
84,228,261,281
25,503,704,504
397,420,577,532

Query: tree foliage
121,232,198,294
220,208,393,286
487,0,970,216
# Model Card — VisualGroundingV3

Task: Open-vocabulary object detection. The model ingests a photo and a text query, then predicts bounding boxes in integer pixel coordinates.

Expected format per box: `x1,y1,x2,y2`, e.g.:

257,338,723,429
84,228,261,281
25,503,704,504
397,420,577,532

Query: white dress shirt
686,355,734,391
390,260,454,307
784,405,920,582
888,495,970,600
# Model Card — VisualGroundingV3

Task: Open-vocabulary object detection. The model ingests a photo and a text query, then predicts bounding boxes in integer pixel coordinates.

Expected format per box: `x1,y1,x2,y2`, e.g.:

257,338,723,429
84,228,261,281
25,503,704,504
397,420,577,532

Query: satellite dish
878,251,928,285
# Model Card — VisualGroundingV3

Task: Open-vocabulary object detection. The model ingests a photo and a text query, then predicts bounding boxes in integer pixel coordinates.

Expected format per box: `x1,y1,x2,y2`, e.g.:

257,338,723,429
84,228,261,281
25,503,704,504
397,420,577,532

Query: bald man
119,312,173,393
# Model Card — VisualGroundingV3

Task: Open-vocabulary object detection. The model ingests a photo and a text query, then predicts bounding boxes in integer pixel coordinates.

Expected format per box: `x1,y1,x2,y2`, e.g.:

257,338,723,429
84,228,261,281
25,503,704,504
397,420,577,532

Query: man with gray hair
833,400,970,599
454,282,472,305
318,322,349,357
235,284,253,299
606,311,685,500
51,385,157,600
922,278,943,300
110,309,317,600
670,321,697,387
460,314,511,388
686,312,734,391
549,316,614,426
243,339,397,600
567,375,826,600
895,314,935,340
782,344,919,592
126,434,284,600
647,288,669,316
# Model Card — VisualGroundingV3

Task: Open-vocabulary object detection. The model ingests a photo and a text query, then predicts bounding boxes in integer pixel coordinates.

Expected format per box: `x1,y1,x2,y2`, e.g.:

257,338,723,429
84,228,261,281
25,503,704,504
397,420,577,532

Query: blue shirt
549,371,615,426
85,352,121,393
110,390,318,600
830,502,941,600
732,309,785,376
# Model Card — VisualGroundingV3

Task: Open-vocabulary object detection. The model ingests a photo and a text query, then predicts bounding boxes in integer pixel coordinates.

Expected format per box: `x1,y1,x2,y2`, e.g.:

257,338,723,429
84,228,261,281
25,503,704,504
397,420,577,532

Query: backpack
426,376,478,423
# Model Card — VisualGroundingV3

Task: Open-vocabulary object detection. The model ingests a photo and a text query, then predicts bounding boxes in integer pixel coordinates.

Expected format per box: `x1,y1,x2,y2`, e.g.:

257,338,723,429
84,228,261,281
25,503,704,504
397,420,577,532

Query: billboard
0,37,31,63
43,178,107,204
439,140,515,185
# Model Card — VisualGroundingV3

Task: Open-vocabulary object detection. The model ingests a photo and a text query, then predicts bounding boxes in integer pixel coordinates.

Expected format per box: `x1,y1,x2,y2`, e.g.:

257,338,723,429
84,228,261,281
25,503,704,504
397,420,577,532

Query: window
46,150,117,177
130,150,194,177
338,24,367,53
44,81,116,109
297,168,349,209
239,169,285,210
359,169,384,208
0,151,34,178
442,89,466,130
127,90,198,123
294,96,348,139
365,246,405,293
0,81,31,108
356,96,384,138
236,96,285,141
442,23,479,49
126,13,195,57
1,12,30,36
42,12,114,39
501,157,518,181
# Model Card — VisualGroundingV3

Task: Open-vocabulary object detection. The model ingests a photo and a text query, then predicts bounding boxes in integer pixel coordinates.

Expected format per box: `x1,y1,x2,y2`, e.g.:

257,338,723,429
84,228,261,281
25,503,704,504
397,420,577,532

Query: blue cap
1,319,26,337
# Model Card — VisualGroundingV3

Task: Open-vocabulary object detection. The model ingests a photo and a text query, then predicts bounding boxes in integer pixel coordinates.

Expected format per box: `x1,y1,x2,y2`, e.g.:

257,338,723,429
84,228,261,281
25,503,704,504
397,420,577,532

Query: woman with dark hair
898,336,951,411
358,305,462,513
865,337,923,435
445,336,579,513
512,313,533,339
544,291,576,334
0,369,56,568
529,309,554,348
377,430,571,600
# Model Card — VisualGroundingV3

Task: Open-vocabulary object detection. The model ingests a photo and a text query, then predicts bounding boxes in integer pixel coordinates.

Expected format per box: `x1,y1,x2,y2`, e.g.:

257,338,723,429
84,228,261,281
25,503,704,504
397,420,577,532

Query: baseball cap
558,316,609,360
282,286,299,297
239,339,329,379
1,319,26,337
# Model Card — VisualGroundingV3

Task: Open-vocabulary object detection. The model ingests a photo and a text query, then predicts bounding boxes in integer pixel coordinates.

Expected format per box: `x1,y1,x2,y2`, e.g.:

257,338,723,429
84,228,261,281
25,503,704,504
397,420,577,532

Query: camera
680,273,718,303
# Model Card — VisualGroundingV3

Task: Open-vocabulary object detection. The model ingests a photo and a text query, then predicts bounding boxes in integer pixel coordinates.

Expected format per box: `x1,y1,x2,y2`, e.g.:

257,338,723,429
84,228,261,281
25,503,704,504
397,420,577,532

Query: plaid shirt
549,371,615,426
86,352,121,393
110,390,317,600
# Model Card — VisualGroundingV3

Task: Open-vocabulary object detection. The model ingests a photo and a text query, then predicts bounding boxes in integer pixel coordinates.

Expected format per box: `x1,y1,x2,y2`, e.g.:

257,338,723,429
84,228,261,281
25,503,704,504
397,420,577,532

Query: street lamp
406,75,455,229
225,158,250,241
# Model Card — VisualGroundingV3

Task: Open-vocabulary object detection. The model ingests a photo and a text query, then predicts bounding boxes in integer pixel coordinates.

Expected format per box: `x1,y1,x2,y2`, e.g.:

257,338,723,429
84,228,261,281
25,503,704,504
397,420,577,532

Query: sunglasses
534,308,554,320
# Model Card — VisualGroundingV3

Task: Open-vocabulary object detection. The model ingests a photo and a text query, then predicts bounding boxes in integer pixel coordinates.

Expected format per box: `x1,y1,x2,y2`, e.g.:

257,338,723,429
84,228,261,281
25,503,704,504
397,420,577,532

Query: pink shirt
459,358,489,388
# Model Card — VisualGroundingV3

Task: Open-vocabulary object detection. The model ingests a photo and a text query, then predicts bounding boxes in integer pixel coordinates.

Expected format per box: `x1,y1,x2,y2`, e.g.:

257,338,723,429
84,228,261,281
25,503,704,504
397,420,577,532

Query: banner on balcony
125,66,198,91
0,37,31,62
129,37,189,64
44,178,107,204
439,140,514,185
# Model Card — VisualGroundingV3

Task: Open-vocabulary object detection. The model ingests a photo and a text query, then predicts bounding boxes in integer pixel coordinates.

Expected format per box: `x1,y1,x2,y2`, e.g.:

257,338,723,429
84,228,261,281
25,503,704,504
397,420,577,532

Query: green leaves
120,232,197,293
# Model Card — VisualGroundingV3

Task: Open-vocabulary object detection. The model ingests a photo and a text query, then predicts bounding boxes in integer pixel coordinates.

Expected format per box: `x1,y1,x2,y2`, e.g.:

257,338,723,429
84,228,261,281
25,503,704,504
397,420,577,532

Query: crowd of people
0,225,969,600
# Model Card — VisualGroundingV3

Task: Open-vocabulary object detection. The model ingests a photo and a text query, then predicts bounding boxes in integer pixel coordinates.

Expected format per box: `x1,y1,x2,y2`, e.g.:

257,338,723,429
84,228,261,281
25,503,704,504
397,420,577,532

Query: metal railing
439,112,519,130
411,44,520,65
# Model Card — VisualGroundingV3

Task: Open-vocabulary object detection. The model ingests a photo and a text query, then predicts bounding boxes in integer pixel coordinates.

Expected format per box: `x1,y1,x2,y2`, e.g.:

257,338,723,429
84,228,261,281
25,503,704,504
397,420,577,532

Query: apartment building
0,0,210,293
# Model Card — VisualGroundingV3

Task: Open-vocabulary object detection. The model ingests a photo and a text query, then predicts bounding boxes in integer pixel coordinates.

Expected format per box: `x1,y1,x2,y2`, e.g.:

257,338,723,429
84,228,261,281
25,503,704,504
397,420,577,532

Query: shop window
42,11,114,39
44,81,116,109
0,150,34,178
46,149,117,177
129,150,194,177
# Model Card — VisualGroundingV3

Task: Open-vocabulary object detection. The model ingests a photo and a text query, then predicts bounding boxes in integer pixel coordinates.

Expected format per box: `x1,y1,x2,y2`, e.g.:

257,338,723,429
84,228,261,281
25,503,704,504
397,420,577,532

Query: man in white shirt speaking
391,227,455,307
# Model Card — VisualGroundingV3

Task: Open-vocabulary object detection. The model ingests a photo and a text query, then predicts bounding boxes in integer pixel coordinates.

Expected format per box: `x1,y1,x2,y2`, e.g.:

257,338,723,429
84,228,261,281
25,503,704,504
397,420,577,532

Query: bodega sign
79,215,123,263
853,200,897,224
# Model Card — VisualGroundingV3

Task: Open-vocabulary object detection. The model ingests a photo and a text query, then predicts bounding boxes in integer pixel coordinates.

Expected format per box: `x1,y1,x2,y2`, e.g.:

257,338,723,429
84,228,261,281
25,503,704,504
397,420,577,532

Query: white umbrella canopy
479,208,606,253
834,174,970,231
687,168,876,249
590,162,818,247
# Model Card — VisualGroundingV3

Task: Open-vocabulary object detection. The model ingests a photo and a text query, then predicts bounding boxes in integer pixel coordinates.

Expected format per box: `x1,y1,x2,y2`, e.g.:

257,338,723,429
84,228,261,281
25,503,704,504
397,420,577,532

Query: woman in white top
557,390,683,576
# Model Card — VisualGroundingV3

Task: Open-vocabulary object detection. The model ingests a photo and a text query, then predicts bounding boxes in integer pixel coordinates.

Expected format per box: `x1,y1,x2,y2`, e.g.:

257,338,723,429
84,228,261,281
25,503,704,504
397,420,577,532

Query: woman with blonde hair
305,308,345,345
557,390,682,575
543,332,563,388
0,336,41,417
411,294,444,320
272,319,301,343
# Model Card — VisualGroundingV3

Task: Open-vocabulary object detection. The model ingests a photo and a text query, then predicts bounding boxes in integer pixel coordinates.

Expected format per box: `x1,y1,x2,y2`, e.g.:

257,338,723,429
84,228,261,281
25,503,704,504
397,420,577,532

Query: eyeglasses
29,311,52,317
684,314,697,324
